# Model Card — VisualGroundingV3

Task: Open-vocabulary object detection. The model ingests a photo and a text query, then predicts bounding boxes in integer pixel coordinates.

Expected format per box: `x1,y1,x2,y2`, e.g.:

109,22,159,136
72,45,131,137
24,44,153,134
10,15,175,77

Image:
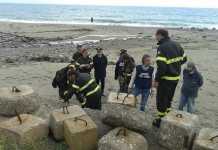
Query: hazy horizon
1,0,218,9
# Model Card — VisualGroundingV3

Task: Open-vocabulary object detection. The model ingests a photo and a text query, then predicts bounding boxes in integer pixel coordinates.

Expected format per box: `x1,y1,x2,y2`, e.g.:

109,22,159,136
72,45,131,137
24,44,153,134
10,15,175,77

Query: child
179,62,203,113
129,54,154,111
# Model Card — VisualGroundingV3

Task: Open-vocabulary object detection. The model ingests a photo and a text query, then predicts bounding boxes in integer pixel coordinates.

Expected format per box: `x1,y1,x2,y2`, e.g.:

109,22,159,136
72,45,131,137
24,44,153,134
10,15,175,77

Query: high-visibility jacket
155,38,187,82
64,72,100,105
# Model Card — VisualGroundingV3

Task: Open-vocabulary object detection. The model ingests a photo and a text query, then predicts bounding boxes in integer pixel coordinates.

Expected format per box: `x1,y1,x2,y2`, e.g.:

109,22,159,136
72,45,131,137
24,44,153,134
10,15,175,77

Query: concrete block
0,114,48,144
102,103,153,134
158,110,199,150
108,92,136,107
49,105,86,141
98,127,148,150
193,128,218,150
64,115,98,150
0,85,40,116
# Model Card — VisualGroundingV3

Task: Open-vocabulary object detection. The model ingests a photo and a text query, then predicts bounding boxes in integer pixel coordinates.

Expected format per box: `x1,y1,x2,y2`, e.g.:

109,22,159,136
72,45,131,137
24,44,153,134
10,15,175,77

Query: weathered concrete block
0,85,40,116
102,103,153,134
98,127,148,150
64,115,98,150
108,92,136,107
158,110,199,150
0,114,48,144
84,108,112,139
193,128,218,150
49,105,86,141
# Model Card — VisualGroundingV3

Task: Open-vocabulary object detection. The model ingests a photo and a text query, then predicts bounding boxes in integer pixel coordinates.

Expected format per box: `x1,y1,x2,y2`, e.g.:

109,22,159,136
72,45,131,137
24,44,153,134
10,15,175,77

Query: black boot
152,118,162,128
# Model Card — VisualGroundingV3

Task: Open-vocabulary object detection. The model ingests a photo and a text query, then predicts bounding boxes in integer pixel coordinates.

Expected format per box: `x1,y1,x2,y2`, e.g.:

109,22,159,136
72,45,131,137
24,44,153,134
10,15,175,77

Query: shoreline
0,20,216,31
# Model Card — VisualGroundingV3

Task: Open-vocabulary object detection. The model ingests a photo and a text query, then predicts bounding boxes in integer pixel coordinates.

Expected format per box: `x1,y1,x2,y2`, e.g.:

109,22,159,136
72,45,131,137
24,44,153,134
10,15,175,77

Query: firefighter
153,29,187,128
52,64,76,100
53,64,101,110
75,47,93,74
64,67,101,110
115,49,135,93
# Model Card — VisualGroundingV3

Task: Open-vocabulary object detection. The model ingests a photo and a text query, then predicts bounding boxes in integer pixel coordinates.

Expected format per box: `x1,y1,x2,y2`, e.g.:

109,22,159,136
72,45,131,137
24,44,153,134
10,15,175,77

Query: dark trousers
95,77,105,94
118,76,131,93
84,90,102,110
156,80,178,117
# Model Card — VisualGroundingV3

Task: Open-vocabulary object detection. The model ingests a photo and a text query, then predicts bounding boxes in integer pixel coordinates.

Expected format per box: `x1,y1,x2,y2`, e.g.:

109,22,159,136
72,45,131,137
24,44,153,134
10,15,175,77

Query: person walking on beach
128,54,154,111
93,47,108,96
115,49,135,93
153,29,187,128
179,62,203,113
75,47,93,74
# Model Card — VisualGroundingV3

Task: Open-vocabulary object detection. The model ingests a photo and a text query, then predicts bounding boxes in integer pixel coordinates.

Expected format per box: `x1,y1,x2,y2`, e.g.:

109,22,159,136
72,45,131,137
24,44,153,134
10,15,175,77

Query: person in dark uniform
153,29,187,128
75,48,93,74
64,67,102,110
52,64,75,100
129,54,154,111
93,47,108,96
115,49,135,93
72,44,83,63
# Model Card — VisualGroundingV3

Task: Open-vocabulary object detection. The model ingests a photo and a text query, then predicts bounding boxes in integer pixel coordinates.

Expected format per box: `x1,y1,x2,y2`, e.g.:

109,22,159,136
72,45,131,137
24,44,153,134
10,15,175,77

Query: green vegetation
0,136,68,150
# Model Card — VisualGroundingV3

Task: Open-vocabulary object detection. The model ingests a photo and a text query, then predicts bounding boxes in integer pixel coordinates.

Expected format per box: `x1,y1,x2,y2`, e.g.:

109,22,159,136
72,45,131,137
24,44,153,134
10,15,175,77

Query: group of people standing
52,28,203,128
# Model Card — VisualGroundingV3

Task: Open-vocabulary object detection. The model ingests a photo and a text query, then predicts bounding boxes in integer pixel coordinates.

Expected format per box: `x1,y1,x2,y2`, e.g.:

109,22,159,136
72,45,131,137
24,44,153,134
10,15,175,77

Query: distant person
128,54,154,111
93,47,108,96
179,62,203,113
153,29,187,128
91,17,94,23
75,47,93,74
72,44,83,63
115,49,135,93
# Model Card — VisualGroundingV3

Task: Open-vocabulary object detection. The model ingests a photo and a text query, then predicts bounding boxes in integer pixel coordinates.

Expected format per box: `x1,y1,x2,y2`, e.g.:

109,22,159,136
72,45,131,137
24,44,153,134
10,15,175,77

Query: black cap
120,49,127,54
96,47,103,51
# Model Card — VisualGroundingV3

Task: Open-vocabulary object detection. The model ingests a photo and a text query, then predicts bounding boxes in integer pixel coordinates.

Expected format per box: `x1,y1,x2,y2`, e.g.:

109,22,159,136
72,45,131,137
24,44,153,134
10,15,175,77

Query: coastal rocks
0,114,49,144
84,108,112,139
28,54,70,63
0,85,40,116
193,128,218,150
102,103,153,135
158,110,200,150
49,105,86,141
98,127,148,150
64,115,98,150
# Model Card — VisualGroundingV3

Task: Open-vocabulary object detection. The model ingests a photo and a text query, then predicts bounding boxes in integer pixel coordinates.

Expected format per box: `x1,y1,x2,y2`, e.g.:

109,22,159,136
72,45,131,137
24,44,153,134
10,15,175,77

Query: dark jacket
115,55,135,80
76,56,93,74
134,65,154,89
64,72,101,101
181,69,203,97
52,66,69,99
93,54,108,79
155,38,187,82
72,51,82,62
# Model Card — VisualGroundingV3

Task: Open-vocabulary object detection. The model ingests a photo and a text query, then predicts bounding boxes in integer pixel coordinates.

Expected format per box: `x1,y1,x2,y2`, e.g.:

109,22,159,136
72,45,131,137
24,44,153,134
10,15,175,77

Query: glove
63,91,71,102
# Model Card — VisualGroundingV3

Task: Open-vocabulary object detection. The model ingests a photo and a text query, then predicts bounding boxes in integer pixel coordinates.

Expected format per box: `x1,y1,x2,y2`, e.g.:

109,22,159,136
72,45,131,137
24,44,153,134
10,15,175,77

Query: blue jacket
134,65,154,89
181,69,203,97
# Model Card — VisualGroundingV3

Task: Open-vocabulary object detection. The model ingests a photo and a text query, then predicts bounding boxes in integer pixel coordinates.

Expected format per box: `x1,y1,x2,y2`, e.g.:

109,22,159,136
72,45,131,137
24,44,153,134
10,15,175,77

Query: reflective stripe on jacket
155,38,187,82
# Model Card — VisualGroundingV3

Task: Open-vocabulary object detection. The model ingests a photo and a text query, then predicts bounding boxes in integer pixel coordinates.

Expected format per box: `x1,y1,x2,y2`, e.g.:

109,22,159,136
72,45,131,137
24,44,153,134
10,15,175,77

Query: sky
1,0,218,8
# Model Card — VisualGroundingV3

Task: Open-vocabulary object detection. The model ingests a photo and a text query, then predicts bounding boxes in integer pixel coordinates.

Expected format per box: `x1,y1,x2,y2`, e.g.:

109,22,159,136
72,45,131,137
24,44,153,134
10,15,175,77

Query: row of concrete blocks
0,92,217,150
105,92,218,150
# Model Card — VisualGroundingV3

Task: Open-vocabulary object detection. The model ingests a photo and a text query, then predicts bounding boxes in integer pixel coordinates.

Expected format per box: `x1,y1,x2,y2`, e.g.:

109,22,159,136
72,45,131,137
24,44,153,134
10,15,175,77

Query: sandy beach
0,21,218,149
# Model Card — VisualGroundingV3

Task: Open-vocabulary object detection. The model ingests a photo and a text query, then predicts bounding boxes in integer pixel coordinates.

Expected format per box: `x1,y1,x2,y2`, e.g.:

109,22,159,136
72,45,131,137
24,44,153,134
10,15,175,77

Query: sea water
0,3,218,29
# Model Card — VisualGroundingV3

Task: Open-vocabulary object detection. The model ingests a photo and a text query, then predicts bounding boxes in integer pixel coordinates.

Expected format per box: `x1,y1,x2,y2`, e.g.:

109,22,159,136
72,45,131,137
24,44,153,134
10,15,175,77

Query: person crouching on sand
179,62,203,113
128,54,154,111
